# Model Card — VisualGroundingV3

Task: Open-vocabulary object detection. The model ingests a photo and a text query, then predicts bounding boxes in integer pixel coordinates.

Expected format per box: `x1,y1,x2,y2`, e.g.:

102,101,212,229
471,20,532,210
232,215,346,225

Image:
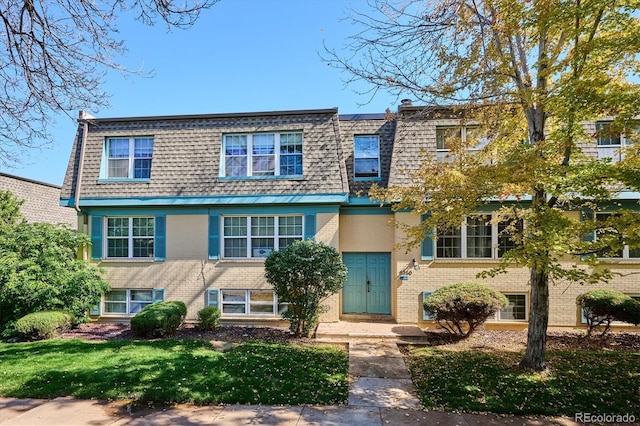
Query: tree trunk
520,265,550,370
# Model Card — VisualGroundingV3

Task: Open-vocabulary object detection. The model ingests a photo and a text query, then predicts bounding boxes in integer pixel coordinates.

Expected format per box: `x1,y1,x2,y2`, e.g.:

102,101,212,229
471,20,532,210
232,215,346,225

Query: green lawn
0,339,348,405
406,347,640,416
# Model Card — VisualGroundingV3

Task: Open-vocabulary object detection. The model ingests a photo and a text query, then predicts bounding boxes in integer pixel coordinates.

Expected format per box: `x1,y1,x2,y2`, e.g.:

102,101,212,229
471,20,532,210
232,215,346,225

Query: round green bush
577,289,637,336
423,282,508,337
14,310,74,340
131,301,187,338
196,306,221,331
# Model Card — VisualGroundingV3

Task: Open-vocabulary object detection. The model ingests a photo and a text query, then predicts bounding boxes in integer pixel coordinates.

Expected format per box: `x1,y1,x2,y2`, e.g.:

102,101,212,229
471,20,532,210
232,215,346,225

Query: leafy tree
0,190,25,227
0,0,217,166
423,282,508,337
328,0,640,370
0,191,110,332
264,240,347,337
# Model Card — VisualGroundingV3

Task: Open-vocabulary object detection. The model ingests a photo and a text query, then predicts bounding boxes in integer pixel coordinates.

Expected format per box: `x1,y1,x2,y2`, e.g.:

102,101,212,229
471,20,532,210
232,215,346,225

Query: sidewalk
0,322,580,425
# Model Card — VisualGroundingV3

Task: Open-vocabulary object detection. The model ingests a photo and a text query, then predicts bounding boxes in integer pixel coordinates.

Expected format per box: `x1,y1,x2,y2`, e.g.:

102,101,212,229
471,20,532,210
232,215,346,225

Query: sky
4,0,399,186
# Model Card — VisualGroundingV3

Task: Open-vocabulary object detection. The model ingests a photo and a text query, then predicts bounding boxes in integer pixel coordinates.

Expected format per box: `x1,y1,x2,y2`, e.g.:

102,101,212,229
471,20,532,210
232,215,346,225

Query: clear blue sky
5,0,399,186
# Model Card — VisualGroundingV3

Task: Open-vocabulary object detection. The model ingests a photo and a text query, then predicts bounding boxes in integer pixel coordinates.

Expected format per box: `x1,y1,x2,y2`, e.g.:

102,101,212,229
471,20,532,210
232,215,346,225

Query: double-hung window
354,135,380,179
222,132,303,177
436,214,523,259
105,137,154,179
220,290,287,316
436,126,487,162
106,217,154,259
596,122,638,163
495,294,527,321
103,289,163,315
222,215,303,258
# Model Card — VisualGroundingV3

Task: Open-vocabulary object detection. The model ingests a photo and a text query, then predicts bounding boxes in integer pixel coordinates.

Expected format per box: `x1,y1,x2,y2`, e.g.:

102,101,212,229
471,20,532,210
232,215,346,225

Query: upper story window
106,217,154,259
221,132,303,178
596,122,638,163
105,137,154,179
436,214,523,259
436,126,487,162
222,215,303,258
354,135,380,180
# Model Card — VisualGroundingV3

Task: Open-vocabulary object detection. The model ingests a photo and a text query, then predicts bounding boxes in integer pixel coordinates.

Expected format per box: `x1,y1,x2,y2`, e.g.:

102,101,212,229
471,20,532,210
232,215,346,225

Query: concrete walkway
0,322,579,425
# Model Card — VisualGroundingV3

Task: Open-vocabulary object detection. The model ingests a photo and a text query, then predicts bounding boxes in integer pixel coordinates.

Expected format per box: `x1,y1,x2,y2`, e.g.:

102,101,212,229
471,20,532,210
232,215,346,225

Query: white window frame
220,132,303,177
354,135,381,180
596,122,638,163
103,137,154,179
102,288,163,315
495,293,528,321
219,289,286,316
436,214,523,260
436,125,488,160
221,215,303,259
105,217,155,259
594,212,640,260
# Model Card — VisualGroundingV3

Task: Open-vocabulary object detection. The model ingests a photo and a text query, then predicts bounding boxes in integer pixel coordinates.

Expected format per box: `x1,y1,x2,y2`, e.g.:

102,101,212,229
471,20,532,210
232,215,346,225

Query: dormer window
221,132,303,178
354,135,380,180
103,137,154,179
596,122,638,163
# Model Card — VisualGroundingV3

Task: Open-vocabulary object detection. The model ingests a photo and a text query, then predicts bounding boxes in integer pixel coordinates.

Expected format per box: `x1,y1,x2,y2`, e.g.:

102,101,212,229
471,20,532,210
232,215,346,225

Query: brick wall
0,173,76,227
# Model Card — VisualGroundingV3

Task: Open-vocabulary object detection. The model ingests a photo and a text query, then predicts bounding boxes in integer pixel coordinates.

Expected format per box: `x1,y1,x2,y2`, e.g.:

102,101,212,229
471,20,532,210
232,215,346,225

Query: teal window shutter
422,291,433,320
90,216,103,260
209,214,220,259
207,289,219,308
304,214,316,240
420,213,434,260
89,300,101,316
154,215,166,261
152,288,165,303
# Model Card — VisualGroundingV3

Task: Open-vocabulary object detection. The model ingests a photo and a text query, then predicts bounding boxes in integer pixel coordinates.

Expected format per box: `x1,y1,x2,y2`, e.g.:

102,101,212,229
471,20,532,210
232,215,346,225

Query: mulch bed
61,322,640,351
60,322,316,345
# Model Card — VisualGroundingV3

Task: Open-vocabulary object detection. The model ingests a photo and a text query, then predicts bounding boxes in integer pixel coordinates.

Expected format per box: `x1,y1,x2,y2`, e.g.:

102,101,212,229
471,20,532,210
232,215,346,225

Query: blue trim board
61,193,349,207
79,205,339,218
341,206,393,215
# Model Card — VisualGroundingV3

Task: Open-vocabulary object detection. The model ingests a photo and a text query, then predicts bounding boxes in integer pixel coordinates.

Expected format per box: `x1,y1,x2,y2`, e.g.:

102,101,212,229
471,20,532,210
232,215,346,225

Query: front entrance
342,253,391,314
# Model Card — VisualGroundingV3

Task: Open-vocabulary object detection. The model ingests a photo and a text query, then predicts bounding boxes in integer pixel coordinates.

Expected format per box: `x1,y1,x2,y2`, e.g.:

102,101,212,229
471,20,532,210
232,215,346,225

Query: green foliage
577,289,640,336
0,190,24,228
196,306,221,331
131,301,187,338
0,339,348,405
0,199,110,332
264,240,347,337
407,347,640,416
423,282,508,337
14,311,73,340
619,298,640,326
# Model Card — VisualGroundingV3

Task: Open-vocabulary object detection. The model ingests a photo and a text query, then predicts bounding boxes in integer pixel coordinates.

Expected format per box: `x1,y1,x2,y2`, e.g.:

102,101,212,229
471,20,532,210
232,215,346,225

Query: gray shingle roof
61,109,349,204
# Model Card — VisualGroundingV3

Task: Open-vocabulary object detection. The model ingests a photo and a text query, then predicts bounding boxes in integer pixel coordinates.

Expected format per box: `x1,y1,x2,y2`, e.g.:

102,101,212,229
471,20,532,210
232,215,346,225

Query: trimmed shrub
577,289,632,337
196,306,221,331
423,282,508,337
131,301,187,338
14,311,73,340
265,240,347,337
619,298,640,326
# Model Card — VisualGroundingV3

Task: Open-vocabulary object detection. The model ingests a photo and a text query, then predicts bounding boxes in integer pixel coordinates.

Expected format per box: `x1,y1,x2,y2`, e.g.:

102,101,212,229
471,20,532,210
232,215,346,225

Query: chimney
400,99,413,106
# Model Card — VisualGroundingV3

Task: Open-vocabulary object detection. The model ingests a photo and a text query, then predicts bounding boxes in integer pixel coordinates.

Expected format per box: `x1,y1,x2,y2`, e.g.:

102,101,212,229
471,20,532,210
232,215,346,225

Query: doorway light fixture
412,258,420,270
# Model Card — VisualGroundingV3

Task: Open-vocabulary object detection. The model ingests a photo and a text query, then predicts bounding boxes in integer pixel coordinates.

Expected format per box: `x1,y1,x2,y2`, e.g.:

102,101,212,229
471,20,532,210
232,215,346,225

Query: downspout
75,111,92,259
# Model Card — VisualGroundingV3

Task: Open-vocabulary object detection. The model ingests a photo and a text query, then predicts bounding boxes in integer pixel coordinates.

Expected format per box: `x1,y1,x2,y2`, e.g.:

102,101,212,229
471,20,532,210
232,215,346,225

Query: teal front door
342,253,391,314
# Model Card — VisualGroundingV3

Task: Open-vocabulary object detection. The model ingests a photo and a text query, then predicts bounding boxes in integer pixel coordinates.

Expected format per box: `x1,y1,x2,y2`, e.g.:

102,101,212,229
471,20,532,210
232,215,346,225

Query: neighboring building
60,106,640,329
1,172,76,228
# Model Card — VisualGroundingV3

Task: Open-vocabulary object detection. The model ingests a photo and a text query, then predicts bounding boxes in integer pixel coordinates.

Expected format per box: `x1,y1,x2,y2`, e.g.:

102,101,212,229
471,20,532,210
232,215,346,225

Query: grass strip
406,346,640,416
0,339,348,405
